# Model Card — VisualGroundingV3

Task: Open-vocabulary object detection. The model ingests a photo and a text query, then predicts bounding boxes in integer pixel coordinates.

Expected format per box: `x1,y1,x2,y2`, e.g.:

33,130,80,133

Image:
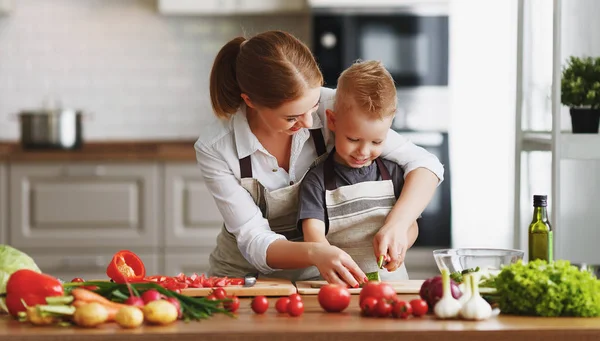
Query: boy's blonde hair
335,60,397,119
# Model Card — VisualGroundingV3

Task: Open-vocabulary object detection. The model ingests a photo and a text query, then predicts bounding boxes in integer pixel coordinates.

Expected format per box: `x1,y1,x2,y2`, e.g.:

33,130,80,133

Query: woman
195,31,443,287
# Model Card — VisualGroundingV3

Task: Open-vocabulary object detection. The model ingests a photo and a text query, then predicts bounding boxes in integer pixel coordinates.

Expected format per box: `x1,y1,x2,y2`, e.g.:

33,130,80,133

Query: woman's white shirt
194,87,444,274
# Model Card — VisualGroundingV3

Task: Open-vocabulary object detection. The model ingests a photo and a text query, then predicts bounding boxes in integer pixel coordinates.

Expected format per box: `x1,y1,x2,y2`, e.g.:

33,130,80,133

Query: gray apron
323,150,409,280
208,129,326,281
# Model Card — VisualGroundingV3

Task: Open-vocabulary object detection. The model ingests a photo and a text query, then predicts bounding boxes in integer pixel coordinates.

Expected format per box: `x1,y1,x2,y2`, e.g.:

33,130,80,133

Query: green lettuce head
0,245,41,312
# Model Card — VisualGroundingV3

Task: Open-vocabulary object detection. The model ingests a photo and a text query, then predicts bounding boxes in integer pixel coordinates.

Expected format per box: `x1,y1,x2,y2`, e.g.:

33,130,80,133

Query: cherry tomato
392,300,412,319
318,284,351,313
360,296,379,317
287,300,304,317
212,287,227,300
251,296,269,314
206,294,218,301
288,293,302,302
71,277,85,283
374,299,393,317
275,297,290,313
224,296,240,313
359,281,397,305
409,299,428,317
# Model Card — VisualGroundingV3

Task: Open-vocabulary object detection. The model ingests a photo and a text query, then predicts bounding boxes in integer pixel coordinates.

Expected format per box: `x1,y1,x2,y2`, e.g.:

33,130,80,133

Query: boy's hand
309,244,366,288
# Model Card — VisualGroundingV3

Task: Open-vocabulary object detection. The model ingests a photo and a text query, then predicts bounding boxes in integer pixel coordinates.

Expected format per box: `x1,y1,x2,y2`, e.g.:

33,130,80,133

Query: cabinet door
405,247,440,280
0,163,6,244
9,163,160,248
25,249,159,282
164,164,221,248
235,0,307,14
158,0,236,15
164,250,212,277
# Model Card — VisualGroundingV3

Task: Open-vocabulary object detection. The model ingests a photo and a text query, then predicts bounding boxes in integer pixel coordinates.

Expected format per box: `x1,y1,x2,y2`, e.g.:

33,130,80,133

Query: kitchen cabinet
164,251,212,277
513,0,600,263
0,163,6,244
157,0,307,15
164,164,222,248
8,163,160,249
23,249,159,282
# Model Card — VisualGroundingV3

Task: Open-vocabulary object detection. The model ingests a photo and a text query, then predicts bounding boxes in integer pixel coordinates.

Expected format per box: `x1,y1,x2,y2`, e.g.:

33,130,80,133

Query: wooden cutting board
180,278,297,297
295,280,424,295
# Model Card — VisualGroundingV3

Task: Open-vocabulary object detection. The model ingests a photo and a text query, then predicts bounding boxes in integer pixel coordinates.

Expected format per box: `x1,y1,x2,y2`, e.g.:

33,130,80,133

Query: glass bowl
433,248,524,274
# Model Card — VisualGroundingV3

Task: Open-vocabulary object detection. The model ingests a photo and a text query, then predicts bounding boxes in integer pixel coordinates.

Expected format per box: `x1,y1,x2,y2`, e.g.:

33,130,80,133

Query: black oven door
312,13,449,88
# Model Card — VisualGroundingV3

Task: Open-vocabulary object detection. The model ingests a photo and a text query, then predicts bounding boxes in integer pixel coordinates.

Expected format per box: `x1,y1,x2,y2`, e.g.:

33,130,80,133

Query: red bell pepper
106,250,146,283
5,269,64,317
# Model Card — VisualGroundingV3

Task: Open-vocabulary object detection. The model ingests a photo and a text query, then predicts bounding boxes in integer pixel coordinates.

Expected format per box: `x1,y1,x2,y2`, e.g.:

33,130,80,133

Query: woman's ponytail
209,37,245,119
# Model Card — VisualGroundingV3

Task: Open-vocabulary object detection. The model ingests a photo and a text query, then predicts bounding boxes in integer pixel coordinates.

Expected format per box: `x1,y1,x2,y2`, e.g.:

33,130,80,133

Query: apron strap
310,128,327,157
375,158,392,181
239,155,252,179
239,128,327,179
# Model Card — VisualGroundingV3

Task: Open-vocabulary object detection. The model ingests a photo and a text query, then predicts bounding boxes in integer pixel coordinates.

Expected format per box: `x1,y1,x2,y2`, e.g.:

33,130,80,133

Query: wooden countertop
0,140,197,162
2,295,600,341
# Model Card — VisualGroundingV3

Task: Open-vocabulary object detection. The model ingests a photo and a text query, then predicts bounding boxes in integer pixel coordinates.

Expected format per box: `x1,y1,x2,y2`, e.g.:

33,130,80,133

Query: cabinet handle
63,166,107,177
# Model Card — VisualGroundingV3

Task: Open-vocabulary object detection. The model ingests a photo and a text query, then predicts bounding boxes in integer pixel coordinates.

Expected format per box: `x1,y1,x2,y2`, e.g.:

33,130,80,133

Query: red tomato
251,296,269,314
288,293,302,302
359,281,397,305
71,277,85,283
212,287,227,300
275,297,290,313
374,299,393,318
317,284,351,313
392,300,413,319
409,299,428,317
287,300,304,317
360,296,379,317
224,296,240,313
206,294,218,301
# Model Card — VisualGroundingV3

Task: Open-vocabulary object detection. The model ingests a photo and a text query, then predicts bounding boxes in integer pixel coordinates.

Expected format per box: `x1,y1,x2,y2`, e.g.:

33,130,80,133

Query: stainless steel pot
19,109,83,150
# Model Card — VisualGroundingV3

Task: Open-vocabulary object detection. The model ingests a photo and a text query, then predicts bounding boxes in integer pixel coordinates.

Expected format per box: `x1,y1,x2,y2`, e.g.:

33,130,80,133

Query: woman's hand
309,244,366,288
373,221,418,272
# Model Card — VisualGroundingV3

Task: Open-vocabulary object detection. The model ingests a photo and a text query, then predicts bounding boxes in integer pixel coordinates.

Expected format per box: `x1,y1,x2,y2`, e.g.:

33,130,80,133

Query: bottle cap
533,195,547,207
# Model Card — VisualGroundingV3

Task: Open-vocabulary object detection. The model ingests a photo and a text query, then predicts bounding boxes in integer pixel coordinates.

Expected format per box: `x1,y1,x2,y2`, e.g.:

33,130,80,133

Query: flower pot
570,108,600,133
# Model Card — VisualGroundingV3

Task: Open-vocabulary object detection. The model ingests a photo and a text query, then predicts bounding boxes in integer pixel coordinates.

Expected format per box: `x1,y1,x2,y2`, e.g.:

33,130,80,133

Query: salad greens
488,259,600,317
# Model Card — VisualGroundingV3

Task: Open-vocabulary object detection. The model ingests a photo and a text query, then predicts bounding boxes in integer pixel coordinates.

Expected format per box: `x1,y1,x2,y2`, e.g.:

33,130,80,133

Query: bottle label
548,231,553,262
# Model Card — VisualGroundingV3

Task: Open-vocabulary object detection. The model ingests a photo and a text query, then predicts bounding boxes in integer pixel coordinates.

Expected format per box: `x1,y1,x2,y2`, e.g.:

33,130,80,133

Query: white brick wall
0,0,310,140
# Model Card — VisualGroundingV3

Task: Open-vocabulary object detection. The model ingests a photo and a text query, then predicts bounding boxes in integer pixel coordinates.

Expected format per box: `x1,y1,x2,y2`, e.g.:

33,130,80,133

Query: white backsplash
0,0,310,140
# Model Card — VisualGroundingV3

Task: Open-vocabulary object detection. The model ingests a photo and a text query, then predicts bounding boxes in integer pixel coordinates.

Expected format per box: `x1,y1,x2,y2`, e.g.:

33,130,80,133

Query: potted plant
561,56,600,133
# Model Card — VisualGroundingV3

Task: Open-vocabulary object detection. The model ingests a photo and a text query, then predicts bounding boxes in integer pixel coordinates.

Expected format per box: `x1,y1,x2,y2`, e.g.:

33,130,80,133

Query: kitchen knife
243,273,257,287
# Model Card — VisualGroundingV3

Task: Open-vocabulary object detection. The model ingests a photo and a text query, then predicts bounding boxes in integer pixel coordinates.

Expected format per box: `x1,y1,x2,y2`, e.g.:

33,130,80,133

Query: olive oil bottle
528,195,553,262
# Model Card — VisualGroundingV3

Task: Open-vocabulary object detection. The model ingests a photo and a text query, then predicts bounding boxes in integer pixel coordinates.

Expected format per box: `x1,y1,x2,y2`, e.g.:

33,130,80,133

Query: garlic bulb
458,274,473,306
434,269,462,319
460,273,492,320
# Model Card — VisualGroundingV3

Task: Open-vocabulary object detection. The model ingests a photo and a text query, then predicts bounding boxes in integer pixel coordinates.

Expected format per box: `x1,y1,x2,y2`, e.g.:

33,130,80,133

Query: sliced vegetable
106,250,146,284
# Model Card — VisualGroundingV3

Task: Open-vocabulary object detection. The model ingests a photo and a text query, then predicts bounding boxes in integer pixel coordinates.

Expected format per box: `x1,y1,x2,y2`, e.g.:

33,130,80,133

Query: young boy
297,60,419,284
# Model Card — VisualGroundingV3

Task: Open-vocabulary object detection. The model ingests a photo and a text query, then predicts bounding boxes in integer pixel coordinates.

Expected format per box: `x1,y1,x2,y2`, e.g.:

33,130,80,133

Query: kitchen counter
1,295,600,341
0,140,197,162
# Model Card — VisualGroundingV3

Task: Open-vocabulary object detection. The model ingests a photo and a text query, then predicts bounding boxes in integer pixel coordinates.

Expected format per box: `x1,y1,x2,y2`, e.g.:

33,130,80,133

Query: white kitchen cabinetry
9,163,160,249
513,0,600,263
164,251,212,277
24,249,159,282
164,164,222,248
0,163,6,244
157,0,307,15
